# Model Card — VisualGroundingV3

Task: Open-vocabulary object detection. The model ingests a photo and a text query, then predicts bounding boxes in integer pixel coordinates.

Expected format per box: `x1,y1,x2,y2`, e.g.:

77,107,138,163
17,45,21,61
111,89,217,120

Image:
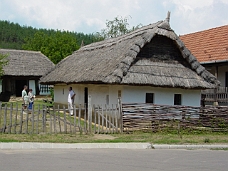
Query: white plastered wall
122,86,201,107
54,84,201,107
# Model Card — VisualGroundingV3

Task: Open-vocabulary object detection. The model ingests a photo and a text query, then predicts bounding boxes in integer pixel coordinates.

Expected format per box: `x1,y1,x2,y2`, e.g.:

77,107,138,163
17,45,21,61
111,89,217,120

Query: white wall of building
122,86,201,107
54,84,201,107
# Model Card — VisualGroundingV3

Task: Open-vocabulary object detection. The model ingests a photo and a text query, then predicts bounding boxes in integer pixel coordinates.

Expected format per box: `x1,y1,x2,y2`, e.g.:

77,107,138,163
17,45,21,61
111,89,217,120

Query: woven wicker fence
122,103,228,132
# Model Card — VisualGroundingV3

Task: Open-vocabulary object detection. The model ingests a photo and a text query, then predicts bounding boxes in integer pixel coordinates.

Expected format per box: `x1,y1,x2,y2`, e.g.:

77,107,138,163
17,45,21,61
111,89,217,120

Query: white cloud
171,0,214,9
0,0,227,34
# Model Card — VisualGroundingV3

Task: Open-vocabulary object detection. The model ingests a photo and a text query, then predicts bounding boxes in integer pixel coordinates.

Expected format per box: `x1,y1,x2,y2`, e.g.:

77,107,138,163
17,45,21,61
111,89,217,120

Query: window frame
174,94,182,105
145,93,154,103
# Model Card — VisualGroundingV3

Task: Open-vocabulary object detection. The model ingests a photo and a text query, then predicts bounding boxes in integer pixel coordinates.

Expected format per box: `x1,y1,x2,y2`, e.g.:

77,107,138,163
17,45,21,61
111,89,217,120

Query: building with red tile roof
180,25,228,88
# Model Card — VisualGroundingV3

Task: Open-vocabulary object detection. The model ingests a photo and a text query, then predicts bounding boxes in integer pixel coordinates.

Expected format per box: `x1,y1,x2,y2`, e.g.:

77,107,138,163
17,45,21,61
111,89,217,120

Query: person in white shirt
22,85,28,114
68,87,75,116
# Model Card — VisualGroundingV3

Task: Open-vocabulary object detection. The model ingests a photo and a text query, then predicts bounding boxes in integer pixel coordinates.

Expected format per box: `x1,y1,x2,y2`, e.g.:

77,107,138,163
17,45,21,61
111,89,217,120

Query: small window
174,94,182,105
146,93,154,103
106,95,109,105
118,90,122,98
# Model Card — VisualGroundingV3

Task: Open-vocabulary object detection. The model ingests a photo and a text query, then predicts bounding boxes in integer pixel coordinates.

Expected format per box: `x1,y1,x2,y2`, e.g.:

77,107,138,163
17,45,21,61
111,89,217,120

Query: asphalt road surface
0,149,227,171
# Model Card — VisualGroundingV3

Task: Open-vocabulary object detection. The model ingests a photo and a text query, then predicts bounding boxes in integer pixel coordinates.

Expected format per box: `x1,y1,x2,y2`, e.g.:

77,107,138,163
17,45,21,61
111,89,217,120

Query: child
28,89,35,110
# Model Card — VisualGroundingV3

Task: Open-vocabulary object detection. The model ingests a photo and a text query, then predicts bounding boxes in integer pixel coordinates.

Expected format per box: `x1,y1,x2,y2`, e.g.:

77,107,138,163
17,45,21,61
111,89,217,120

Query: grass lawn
1,131,228,144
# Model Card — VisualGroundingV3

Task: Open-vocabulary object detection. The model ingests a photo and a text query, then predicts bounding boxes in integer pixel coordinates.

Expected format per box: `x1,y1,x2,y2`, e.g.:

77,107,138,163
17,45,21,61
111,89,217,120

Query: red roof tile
180,25,228,63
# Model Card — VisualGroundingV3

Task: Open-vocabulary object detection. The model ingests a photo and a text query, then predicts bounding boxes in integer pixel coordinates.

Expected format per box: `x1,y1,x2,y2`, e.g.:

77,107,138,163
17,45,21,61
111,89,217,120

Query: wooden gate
91,105,121,134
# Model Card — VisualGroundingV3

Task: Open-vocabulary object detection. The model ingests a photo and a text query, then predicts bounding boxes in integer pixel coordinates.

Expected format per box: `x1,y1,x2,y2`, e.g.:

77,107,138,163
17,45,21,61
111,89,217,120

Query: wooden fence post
118,98,123,133
14,103,18,133
19,105,23,133
3,104,7,133
37,104,40,134
0,102,2,131
63,105,67,134
57,105,61,133
73,104,76,134
94,105,96,134
9,103,13,134
88,95,92,133
84,103,87,133
31,104,34,134
53,105,56,134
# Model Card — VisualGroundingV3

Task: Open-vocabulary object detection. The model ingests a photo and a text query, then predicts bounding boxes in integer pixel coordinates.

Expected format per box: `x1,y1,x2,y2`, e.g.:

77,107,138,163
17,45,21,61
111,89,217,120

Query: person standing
22,85,28,114
28,89,35,110
68,87,75,116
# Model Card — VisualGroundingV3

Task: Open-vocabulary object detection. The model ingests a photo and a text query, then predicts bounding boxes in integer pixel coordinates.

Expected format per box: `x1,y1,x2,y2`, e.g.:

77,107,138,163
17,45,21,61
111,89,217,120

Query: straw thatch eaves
40,15,219,89
0,49,55,76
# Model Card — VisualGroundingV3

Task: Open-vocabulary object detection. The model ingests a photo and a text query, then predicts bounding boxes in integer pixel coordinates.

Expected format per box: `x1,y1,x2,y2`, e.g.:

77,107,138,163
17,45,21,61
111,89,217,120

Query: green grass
0,131,228,144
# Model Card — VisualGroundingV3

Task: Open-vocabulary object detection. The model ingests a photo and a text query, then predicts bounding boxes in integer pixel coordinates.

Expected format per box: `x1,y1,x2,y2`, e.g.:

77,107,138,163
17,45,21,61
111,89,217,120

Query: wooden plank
84,104,87,133
115,104,118,133
63,105,67,134
94,105,96,134
109,106,111,133
42,105,47,133
53,105,56,134
118,98,123,133
19,105,23,134
57,105,62,133
3,104,7,133
73,104,76,134
31,104,34,134
101,104,104,133
9,103,13,134
14,103,18,133
0,102,2,132
37,104,40,134
105,104,108,133
25,107,29,134
78,104,81,128
112,104,114,133
88,95,92,133
98,106,100,134
49,107,52,134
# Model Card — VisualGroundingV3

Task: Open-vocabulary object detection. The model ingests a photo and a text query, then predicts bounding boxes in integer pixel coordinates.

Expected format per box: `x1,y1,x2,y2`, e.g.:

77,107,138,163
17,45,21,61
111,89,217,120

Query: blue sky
0,0,227,35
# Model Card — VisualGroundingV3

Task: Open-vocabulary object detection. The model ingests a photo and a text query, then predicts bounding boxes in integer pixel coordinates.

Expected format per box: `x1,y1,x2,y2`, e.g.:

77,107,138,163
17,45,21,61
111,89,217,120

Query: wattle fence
122,103,228,132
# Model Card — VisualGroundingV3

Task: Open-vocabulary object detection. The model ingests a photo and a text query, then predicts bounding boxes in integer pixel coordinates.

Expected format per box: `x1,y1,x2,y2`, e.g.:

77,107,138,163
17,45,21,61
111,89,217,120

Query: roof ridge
0,48,41,54
79,21,163,52
180,25,228,36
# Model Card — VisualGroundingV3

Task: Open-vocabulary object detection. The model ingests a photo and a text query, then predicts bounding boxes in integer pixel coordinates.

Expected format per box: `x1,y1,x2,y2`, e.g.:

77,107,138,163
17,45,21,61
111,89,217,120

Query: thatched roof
40,15,219,89
0,49,55,76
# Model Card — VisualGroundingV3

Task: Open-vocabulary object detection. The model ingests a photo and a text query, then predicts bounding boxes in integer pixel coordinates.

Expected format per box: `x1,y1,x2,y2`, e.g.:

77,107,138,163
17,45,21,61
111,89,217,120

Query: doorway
15,80,27,96
84,87,88,105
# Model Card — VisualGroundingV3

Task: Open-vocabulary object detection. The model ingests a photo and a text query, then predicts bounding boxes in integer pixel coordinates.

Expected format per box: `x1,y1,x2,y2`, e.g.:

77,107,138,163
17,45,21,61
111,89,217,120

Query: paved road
0,149,227,171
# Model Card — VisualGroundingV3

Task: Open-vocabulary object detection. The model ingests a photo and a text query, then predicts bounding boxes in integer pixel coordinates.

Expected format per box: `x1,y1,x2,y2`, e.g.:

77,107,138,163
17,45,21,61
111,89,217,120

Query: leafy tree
99,16,142,39
0,53,8,77
0,20,103,51
23,31,80,64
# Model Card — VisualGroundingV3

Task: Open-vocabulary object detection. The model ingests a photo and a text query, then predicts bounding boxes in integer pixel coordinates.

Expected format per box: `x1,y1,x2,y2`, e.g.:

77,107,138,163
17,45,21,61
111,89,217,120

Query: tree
99,16,142,39
23,30,80,64
0,53,8,77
